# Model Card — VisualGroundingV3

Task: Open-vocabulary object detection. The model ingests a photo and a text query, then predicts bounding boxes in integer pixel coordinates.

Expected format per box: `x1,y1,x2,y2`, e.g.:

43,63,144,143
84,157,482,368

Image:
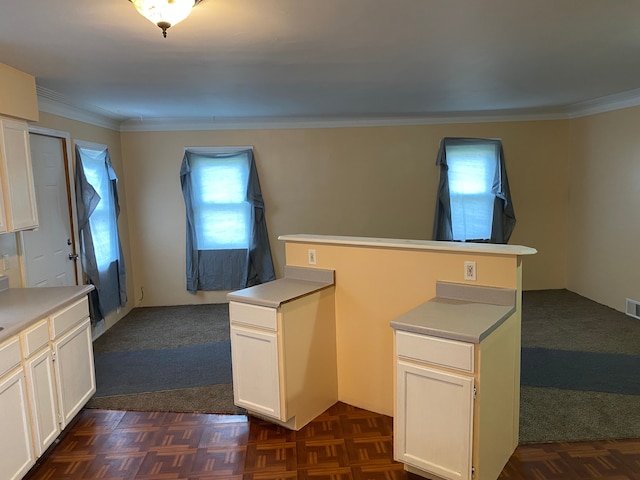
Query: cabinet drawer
21,319,49,357
229,302,277,331
50,297,89,339
396,330,474,373
0,336,21,377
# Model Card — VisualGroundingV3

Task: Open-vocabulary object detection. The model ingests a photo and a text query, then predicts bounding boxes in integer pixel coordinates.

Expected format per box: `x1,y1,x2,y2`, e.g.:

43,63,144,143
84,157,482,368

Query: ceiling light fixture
129,0,202,38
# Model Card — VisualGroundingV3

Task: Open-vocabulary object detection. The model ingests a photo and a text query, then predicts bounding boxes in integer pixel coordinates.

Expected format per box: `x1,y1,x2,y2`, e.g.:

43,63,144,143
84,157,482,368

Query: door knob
68,253,79,260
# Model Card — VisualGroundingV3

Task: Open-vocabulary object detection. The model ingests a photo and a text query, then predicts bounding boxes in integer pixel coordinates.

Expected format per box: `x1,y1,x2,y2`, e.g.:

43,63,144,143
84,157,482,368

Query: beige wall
567,106,640,312
5,103,636,317
120,120,567,306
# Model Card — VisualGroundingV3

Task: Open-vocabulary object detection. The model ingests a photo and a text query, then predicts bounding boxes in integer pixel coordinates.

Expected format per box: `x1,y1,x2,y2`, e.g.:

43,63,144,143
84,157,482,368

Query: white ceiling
2,0,640,127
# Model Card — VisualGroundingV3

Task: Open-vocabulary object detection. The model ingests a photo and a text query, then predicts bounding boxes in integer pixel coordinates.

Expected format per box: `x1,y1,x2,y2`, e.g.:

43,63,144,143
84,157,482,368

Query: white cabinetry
0,337,35,480
395,331,475,480
394,313,519,480
50,298,96,429
0,294,95,480
229,287,337,430
0,117,39,232
21,319,60,456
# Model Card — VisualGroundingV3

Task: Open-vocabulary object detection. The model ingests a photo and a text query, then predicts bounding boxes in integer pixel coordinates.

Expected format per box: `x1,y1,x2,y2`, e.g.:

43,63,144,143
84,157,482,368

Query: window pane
191,153,251,250
446,143,498,241
79,147,118,271
196,161,248,203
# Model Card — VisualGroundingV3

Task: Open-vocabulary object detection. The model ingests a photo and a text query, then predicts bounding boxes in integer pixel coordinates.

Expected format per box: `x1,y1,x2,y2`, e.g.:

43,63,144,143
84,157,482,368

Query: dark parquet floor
25,402,640,480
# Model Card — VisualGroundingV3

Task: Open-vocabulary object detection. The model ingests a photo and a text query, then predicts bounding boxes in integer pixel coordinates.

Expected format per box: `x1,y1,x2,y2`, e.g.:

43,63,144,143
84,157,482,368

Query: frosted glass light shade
130,0,200,37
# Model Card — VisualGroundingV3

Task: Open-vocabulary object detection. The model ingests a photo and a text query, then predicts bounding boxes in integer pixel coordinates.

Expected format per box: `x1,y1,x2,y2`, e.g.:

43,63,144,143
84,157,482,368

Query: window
447,142,499,241
433,138,516,244
75,142,126,321
190,153,251,250
180,148,275,292
77,147,119,270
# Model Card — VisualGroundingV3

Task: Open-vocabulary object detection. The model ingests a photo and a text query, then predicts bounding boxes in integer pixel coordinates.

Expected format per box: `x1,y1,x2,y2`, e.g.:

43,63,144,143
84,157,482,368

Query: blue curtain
432,137,516,243
180,149,275,292
75,145,127,321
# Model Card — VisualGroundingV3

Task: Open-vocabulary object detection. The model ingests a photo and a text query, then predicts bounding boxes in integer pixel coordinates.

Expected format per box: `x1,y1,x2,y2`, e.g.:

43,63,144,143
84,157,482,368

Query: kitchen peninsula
229,234,536,480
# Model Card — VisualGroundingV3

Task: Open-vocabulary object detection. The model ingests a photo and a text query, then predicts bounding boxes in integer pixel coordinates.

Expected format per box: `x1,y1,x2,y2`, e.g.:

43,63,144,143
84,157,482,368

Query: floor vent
626,298,640,320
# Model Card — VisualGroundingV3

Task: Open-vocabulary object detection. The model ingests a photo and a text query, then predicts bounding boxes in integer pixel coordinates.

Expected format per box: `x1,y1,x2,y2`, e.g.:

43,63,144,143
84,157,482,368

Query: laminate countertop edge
0,285,95,343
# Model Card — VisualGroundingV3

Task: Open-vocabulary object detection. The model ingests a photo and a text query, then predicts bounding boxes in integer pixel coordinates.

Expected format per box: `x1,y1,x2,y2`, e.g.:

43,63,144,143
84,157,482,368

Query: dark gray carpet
86,303,243,414
519,289,640,443
519,386,640,443
93,342,232,397
521,347,640,396
87,384,237,413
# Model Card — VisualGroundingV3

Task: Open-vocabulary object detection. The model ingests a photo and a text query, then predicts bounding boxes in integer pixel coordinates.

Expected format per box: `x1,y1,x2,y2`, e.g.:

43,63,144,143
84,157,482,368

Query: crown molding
118,109,572,132
36,86,123,131
35,85,640,133
567,88,640,118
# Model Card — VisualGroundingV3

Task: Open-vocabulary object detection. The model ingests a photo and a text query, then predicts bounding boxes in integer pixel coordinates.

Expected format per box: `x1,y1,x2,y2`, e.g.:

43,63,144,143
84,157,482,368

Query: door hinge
51,351,56,362
472,466,476,477
473,386,477,399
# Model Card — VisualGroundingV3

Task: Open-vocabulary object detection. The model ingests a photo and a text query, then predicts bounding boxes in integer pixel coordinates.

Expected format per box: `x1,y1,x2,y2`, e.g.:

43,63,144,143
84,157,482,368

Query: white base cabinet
229,287,338,430
395,330,476,480
0,294,95,480
394,314,520,480
0,338,35,480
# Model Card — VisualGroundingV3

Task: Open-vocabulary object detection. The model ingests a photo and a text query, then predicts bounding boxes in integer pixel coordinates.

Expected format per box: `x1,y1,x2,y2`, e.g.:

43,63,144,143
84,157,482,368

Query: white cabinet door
0,368,35,480
0,118,39,231
230,324,281,419
396,360,474,480
24,347,61,456
52,317,96,428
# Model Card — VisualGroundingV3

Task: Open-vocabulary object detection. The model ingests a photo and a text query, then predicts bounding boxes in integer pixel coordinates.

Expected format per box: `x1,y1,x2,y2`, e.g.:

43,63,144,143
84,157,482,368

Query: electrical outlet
2,253,9,271
308,249,317,265
464,261,476,281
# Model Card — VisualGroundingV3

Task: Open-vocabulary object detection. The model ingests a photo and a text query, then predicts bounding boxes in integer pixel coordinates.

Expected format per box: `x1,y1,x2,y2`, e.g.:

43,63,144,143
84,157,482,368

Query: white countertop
227,278,333,308
390,297,515,343
0,285,94,342
279,234,537,256
390,281,516,343
227,266,335,308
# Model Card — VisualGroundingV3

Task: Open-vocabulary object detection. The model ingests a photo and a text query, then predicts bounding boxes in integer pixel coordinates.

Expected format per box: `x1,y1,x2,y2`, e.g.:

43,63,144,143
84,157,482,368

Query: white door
21,132,78,287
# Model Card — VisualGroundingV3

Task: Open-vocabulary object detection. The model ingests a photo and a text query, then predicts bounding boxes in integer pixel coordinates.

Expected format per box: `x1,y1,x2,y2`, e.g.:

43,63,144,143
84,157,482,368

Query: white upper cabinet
0,117,39,232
